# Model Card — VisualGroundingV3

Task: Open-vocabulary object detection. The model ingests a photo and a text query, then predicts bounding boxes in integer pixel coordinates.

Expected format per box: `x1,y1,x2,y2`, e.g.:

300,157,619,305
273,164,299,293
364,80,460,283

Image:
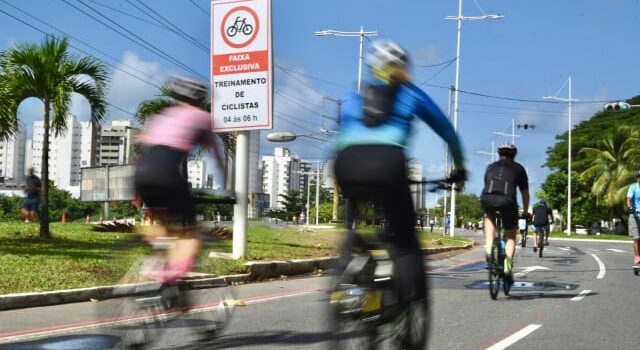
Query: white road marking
514,266,550,278
558,247,572,251
591,254,606,279
485,324,542,350
571,289,591,301
607,248,626,253
587,248,600,252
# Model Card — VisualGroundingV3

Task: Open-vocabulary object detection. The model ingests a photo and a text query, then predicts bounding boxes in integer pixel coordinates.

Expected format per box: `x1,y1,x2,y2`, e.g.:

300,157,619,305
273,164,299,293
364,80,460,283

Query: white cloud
107,51,170,121
413,45,444,65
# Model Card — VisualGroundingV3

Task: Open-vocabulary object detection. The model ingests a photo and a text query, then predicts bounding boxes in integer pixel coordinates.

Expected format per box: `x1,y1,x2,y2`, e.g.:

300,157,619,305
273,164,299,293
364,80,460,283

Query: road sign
211,0,272,132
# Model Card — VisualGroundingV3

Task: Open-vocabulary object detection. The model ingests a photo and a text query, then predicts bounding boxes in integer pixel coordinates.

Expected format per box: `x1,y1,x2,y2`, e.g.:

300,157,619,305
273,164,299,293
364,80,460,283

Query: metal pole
491,140,495,162
104,165,110,219
450,0,463,237
443,85,453,232
512,119,515,145
232,131,250,259
567,76,572,236
315,161,320,225
357,26,364,93
306,171,311,225
332,100,342,222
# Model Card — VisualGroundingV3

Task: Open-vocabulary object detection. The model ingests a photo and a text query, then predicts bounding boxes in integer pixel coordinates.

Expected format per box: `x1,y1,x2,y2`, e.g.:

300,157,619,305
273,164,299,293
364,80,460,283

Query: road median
0,242,474,310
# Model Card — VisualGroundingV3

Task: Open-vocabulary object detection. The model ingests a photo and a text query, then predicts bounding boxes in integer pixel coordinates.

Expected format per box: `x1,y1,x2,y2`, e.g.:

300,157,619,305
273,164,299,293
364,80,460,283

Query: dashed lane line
485,324,542,350
571,289,591,301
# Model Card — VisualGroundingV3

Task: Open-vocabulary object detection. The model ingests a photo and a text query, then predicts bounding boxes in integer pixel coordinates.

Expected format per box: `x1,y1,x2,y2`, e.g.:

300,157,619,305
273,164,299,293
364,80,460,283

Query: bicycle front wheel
330,312,375,350
189,283,237,337
538,235,544,258
112,290,166,349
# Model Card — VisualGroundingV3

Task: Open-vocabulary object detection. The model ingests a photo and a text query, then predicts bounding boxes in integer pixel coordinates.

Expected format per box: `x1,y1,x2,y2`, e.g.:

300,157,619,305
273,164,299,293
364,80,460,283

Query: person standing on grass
21,167,41,223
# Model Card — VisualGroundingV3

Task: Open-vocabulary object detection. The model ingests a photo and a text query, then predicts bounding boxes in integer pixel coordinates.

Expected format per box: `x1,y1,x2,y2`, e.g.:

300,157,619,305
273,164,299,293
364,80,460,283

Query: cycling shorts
480,194,518,230
534,225,550,234
135,145,195,225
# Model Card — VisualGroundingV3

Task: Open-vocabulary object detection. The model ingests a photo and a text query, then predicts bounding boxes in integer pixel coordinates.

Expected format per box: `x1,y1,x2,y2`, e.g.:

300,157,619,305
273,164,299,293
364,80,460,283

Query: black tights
335,145,426,303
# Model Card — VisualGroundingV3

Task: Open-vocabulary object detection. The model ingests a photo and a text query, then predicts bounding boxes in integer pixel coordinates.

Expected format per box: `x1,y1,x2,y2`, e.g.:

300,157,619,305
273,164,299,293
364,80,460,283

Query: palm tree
134,83,235,188
0,36,108,238
579,126,640,208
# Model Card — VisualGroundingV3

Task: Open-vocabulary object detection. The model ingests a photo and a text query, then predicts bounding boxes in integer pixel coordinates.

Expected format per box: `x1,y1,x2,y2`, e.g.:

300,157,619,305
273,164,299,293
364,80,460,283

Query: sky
1,0,639,206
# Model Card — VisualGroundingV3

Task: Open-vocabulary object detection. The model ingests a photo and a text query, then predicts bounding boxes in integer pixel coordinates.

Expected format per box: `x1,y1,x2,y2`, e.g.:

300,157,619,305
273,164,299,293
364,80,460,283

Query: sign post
212,0,272,259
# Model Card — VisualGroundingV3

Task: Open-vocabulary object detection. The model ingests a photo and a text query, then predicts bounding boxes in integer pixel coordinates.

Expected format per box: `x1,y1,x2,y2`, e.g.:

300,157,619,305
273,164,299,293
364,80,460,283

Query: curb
0,244,473,311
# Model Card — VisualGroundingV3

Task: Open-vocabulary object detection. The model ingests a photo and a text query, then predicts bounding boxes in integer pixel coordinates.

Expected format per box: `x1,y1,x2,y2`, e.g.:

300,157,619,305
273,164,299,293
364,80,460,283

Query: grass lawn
0,222,473,294
549,231,633,241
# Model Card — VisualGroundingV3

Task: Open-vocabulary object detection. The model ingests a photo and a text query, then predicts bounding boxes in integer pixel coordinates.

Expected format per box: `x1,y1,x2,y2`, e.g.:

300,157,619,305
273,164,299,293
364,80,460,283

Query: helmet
166,76,208,105
497,143,517,158
539,198,546,205
365,40,409,71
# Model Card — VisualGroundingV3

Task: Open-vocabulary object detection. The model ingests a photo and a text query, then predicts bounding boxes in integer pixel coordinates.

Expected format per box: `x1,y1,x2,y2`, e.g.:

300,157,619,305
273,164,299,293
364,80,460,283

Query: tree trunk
39,100,51,239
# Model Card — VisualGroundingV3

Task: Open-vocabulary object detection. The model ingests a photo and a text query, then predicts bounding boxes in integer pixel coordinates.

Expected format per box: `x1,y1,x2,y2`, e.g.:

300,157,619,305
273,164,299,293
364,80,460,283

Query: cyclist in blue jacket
334,39,467,317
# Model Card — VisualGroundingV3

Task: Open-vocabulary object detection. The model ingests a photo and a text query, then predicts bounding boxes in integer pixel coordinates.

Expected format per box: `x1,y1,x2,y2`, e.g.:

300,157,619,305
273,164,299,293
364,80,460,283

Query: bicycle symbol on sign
226,16,253,37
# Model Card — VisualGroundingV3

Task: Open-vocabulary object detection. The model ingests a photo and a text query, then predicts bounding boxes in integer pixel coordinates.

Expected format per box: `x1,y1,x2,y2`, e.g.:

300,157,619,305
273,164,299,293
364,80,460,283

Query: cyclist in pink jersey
135,76,223,284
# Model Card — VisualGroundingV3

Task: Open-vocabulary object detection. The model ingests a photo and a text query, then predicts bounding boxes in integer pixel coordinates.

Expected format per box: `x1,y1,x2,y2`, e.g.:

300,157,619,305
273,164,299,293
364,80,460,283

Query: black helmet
498,143,517,158
166,76,208,105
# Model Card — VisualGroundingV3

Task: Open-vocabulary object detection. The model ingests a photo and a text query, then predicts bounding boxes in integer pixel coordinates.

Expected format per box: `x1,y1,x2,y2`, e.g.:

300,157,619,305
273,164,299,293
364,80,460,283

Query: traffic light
603,101,631,112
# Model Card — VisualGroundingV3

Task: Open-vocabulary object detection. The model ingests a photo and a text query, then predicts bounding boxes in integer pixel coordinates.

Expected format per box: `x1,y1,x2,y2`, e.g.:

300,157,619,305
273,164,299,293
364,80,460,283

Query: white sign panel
211,0,272,132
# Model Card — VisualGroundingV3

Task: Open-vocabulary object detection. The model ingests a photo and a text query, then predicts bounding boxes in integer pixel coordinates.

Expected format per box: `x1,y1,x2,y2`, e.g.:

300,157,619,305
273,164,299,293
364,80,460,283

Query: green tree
278,190,305,220
579,126,640,208
454,193,483,227
0,36,108,238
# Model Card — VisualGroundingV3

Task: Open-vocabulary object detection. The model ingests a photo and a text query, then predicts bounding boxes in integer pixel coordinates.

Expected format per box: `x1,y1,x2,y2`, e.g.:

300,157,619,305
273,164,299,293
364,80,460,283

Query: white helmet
365,40,409,71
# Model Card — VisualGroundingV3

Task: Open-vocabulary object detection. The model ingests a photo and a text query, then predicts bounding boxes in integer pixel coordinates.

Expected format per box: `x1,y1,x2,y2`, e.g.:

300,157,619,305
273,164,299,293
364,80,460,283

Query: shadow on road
169,330,332,349
0,334,119,350
506,292,600,301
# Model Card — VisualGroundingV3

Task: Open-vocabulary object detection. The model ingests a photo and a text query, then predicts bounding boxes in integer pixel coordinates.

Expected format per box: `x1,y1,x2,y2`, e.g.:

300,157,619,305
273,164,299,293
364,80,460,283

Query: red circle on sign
221,6,260,49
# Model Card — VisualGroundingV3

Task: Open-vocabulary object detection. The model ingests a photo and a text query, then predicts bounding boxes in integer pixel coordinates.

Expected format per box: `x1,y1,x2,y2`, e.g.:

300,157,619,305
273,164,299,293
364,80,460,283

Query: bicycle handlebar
407,178,459,193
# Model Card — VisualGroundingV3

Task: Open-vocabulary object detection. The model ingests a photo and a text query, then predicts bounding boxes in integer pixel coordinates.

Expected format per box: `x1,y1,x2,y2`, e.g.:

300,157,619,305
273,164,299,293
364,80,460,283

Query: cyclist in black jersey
532,199,553,250
480,143,530,282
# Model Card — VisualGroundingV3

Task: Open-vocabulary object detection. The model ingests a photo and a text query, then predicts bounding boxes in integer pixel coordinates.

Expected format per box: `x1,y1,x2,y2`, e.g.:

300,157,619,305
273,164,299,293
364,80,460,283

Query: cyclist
532,198,553,251
517,211,528,247
135,76,223,285
480,143,529,284
333,39,467,323
626,171,640,266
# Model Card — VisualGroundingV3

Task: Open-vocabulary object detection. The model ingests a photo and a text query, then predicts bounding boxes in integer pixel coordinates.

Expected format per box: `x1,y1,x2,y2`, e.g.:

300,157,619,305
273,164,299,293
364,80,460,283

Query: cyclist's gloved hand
448,168,467,188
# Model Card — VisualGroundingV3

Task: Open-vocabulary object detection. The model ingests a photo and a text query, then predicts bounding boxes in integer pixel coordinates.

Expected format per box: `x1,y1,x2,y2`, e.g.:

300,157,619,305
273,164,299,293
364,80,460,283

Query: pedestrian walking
21,167,41,223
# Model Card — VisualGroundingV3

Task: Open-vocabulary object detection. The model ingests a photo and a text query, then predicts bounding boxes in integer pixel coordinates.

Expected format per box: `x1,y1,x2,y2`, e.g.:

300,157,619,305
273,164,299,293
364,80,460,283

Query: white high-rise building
261,147,305,209
188,160,207,189
0,121,26,184
25,139,33,172
31,114,96,191
96,120,137,166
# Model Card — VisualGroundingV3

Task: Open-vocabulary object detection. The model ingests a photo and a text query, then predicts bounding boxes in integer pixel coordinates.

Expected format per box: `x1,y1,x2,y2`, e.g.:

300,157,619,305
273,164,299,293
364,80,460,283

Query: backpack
485,161,518,196
361,83,400,127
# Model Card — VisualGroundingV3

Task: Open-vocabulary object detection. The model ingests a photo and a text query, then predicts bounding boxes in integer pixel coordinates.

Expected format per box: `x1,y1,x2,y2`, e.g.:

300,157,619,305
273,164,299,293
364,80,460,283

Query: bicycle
537,227,545,258
111,191,237,349
488,211,513,300
226,16,253,37
329,178,453,349
519,227,528,248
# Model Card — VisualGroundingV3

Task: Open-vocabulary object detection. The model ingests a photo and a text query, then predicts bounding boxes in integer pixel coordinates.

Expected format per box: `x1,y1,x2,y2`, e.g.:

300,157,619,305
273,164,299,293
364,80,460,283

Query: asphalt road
0,232,637,350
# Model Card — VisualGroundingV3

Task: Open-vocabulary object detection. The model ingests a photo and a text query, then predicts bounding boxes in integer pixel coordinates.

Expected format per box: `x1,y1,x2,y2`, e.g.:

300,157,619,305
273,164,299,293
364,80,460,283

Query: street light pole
445,0,503,236
315,27,378,93
544,77,578,236
315,161,321,225
493,119,520,145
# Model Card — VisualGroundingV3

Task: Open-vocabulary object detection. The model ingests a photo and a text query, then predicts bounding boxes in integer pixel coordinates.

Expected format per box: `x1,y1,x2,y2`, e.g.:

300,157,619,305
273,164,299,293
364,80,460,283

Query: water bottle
499,238,506,253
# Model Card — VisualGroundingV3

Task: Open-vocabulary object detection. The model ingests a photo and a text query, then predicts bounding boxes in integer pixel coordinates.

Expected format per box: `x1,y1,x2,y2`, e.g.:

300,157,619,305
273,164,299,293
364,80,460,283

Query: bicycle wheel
330,312,375,350
398,298,428,350
538,234,544,258
112,290,166,349
521,232,527,247
188,284,237,337
503,260,512,296
488,239,500,300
